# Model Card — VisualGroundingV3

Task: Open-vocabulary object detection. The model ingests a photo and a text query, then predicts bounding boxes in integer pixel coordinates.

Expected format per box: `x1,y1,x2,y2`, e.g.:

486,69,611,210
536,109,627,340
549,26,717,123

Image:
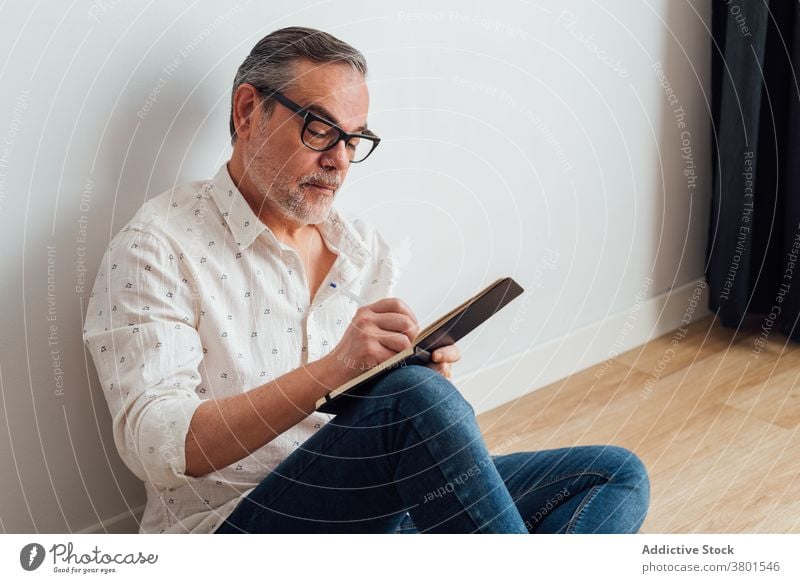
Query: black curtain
708,0,800,340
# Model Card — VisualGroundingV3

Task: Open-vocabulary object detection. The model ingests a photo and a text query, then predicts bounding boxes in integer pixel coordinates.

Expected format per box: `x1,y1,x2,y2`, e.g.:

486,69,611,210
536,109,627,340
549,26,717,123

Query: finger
368,297,418,325
372,312,419,340
431,344,461,363
377,331,413,354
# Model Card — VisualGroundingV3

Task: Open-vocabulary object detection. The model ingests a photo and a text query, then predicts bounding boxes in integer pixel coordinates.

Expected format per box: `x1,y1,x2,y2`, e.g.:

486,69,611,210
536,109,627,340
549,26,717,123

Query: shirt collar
209,162,266,250
209,162,371,265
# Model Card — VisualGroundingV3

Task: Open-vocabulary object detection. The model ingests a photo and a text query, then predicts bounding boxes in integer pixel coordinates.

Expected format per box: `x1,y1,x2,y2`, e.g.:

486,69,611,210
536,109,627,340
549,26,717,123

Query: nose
320,138,350,172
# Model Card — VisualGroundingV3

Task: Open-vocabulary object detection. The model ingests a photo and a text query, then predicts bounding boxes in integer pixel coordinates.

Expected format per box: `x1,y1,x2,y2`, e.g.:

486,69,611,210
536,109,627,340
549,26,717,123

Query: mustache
299,172,341,190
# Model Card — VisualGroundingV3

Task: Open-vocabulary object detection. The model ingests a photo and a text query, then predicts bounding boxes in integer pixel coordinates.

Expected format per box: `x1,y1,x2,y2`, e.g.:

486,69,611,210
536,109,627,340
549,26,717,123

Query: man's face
241,59,370,226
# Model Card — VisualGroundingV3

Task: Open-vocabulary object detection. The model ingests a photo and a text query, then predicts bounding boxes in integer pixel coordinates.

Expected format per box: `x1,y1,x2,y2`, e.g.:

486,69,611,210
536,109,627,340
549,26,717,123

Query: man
84,26,650,534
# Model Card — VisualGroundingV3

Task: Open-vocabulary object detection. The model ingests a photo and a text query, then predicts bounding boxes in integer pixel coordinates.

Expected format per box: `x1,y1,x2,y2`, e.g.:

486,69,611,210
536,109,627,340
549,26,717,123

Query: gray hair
229,26,368,145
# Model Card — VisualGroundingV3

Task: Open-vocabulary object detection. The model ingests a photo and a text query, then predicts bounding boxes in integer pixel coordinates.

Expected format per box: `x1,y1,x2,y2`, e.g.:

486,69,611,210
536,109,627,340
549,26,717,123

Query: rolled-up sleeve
83,225,204,490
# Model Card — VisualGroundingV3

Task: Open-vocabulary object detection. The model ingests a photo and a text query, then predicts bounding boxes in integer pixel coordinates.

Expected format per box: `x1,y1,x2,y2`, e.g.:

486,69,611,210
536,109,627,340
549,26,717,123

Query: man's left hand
425,344,461,380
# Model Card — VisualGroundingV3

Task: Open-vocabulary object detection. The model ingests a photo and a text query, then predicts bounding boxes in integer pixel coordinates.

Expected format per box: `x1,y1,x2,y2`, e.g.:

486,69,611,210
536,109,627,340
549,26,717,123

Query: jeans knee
370,364,475,424
605,446,650,516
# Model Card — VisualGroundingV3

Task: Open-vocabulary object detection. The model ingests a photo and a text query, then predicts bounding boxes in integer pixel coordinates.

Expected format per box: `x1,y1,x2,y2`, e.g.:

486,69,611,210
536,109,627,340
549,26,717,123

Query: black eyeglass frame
254,86,381,163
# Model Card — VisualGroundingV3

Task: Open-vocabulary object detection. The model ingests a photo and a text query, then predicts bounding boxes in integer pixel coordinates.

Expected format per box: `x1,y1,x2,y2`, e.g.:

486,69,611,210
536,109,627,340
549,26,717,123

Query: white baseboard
77,504,144,534
455,278,711,416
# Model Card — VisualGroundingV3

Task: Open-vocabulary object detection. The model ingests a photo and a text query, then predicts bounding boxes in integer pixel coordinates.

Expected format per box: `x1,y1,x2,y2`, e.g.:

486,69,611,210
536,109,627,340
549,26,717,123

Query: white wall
0,0,711,533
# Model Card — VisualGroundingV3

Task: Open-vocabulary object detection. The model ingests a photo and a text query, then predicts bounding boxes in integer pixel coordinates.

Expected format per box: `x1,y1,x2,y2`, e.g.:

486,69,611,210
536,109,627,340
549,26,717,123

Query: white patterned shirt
83,162,400,533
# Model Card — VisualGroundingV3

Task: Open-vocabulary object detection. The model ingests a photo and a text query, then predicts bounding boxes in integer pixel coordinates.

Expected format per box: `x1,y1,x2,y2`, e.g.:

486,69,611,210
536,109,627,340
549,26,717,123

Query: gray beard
277,179,334,225
244,157,336,226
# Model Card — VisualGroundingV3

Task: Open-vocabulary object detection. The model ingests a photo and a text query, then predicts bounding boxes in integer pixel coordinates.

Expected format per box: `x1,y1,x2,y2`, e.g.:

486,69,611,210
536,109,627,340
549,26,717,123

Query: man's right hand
327,297,420,380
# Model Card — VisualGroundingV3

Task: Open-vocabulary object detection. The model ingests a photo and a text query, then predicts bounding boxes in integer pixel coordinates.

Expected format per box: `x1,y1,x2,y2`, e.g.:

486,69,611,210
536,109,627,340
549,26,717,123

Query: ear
232,83,262,142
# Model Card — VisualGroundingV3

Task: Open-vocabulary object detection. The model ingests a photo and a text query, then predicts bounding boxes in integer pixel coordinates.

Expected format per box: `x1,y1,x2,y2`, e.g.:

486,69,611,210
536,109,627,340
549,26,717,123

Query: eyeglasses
255,87,380,163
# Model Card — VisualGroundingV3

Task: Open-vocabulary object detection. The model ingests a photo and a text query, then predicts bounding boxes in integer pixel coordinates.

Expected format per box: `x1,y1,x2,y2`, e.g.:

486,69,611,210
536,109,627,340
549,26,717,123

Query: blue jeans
214,365,650,533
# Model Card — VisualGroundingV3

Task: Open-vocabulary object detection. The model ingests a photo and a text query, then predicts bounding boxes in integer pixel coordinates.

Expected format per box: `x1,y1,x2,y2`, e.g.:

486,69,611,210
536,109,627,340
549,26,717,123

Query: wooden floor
477,314,800,533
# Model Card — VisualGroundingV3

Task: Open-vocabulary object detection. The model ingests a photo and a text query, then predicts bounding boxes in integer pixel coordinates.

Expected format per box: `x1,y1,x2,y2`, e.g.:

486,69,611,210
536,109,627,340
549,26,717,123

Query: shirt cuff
137,395,204,490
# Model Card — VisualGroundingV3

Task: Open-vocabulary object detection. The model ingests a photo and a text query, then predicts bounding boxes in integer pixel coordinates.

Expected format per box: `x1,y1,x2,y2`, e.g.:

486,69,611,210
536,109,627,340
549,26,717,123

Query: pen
329,282,367,306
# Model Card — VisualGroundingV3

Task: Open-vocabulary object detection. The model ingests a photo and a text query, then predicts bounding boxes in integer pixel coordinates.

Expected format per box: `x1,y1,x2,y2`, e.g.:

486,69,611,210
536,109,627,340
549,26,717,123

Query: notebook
315,276,524,414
